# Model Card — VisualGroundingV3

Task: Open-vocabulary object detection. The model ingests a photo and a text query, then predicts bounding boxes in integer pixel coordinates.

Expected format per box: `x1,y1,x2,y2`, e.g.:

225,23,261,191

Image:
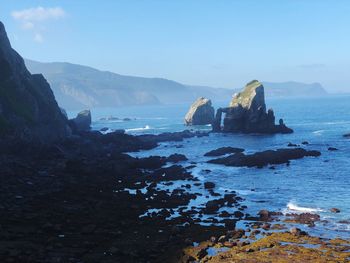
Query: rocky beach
1,10,350,263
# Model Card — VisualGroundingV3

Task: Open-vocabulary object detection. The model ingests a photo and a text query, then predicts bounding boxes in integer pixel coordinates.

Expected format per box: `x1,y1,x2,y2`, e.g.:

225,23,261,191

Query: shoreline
0,130,349,262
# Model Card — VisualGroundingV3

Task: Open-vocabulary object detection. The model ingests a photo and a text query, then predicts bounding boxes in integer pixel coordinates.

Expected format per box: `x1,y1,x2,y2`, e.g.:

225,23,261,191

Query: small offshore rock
204,182,215,189
328,147,338,151
204,147,244,157
330,208,340,213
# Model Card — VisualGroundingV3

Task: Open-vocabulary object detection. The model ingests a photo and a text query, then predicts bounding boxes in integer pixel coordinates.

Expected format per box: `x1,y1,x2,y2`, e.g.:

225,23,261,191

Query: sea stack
0,21,69,142
184,97,215,125
213,80,293,134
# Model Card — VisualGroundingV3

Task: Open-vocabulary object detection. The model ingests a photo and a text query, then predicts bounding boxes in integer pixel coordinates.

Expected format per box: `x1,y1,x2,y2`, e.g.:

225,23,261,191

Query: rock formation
70,109,91,131
208,148,321,168
184,97,215,125
0,21,69,142
212,80,293,134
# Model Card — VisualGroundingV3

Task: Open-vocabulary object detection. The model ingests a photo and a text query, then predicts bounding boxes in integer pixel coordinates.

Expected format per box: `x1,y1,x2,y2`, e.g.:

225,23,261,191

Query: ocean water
71,95,350,239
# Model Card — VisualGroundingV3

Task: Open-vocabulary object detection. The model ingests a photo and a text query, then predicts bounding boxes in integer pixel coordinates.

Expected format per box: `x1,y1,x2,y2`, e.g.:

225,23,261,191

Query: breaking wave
126,125,151,132
284,201,324,214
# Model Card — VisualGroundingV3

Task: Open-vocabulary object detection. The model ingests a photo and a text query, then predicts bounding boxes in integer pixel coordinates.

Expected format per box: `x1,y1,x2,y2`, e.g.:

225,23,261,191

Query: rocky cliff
213,80,293,134
184,97,215,125
0,22,69,142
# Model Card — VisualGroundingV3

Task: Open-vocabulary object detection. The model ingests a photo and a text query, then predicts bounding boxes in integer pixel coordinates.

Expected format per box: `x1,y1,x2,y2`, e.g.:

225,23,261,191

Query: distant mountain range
25,59,328,110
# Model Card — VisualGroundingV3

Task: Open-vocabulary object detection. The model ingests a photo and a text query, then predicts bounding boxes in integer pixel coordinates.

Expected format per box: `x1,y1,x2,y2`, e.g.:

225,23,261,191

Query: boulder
330,208,340,213
166,153,188,163
204,181,215,189
0,21,69,143
70,110,91,131
213,80,293,134
184,97,214,125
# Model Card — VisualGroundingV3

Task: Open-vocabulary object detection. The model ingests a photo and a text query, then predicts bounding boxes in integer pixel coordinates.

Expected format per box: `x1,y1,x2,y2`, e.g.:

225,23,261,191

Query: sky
1,0,350,92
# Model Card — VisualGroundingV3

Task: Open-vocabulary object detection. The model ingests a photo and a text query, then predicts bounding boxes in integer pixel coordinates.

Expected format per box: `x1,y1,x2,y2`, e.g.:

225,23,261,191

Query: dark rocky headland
1,21,349,263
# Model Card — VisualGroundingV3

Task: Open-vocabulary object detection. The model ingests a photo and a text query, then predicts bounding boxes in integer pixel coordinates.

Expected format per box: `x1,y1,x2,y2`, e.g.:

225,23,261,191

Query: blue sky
1,0,350,92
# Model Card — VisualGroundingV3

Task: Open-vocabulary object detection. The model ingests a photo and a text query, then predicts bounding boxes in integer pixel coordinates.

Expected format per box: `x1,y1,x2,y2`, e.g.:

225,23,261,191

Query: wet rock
330,208,340,213
219,211,231,218
343,133,350,138
204,147,244,157
328,147,338,151
167,153,188,163
227,229,245,239
258,210,270,221
233,211,244,218
208,148,321,168
302,141,309,145
285,213,320,226
223,241,237,248
204,200,221,214
262,223,271,230
204,182,216,189
289,227,307,236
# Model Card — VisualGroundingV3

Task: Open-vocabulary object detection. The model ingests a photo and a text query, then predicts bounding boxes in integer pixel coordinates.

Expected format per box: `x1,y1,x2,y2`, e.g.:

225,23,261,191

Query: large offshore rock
70,110,91,131
0,21,69,143
213,80,293,134
208,148,321,168
184,97,214,125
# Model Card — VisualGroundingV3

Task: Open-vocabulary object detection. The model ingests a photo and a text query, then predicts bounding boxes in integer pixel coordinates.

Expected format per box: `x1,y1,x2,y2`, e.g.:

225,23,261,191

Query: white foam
126,125,151,132
284,201,324,214
312,130,325,135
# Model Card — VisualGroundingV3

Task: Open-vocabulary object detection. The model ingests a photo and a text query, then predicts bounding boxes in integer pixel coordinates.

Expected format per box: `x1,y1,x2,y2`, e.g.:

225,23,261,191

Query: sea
68,95,350,239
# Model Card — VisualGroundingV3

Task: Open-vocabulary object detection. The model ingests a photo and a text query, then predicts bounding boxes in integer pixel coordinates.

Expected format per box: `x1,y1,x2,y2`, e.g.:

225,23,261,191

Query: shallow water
75,95,350,239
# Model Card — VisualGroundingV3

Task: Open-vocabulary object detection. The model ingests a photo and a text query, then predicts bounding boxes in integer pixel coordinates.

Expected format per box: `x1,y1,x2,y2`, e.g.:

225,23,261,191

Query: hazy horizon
1,1,350,92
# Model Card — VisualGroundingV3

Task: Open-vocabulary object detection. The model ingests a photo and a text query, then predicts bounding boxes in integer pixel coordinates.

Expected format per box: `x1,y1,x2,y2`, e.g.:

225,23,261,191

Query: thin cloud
11,7,65,22
11,6,66,43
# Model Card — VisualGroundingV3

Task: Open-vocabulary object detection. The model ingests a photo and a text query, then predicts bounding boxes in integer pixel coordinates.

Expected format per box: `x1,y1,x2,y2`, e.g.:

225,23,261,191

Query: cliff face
0,22,69,142
213,80,293,134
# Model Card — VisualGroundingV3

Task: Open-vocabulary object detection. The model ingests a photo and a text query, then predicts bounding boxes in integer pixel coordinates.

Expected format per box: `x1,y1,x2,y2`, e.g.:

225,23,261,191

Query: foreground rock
69,109,92,131
204,147,245,157
208,148,321,168
0,21,69,143
212,80,293,134
188,232,350,263
0,130,227,263
184,97,215,125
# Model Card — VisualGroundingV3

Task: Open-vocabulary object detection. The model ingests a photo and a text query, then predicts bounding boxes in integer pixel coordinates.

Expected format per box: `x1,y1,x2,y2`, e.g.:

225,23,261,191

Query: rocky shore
0,130,229,263
1,130,347,262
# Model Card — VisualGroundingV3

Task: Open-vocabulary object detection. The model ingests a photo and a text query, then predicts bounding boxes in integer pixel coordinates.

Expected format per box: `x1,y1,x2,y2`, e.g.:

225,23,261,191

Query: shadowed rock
204,147,245,157
185,97,214,125
208,148,321,168
213,80,293,134
70,109,91,131
0,21,69,142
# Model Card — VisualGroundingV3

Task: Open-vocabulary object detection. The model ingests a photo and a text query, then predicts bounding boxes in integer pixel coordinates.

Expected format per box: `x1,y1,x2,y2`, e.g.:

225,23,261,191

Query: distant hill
262,81,328,97
25,59,328,110
25,60,232,110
